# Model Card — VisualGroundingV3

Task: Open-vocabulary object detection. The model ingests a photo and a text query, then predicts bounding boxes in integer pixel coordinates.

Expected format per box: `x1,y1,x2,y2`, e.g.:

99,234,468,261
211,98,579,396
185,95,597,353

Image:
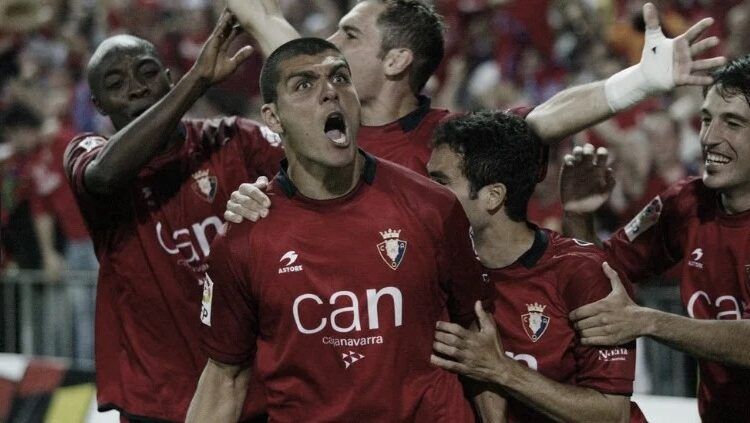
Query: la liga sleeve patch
624,196,663,242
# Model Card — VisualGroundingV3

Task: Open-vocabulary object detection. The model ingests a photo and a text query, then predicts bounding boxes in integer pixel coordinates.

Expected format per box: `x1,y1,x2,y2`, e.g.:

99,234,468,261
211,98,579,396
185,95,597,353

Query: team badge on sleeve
624,196,663,242
191,169,218,203
78,136,105,152
521,303,550,342
377,228,407,270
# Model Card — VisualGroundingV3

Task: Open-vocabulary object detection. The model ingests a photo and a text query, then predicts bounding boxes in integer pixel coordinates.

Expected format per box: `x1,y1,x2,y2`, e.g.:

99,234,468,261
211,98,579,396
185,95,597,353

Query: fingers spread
683,17,714,43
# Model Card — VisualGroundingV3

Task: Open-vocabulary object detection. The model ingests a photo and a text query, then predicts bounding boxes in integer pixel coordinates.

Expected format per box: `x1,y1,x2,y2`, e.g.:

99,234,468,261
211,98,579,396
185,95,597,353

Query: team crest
377,228,407,270
521,303,550,342
191,169,218,203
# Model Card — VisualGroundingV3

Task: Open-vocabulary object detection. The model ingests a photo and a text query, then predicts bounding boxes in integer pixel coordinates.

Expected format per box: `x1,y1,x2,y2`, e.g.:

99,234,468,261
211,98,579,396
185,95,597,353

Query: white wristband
604,64,649,112
604,25,676,112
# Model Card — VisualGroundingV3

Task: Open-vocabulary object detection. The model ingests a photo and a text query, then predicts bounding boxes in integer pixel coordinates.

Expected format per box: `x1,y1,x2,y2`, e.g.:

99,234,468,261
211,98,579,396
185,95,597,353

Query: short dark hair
260,38,344,104
1,103,43,129
433,110,542,222
375,0,444,94
704,54,750,107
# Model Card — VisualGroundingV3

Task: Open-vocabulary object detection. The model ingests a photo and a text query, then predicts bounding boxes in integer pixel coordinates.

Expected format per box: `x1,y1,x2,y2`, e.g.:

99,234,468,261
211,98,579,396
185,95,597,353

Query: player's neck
720,186,750,215
287,152,365,201
360,84,419,127
473,219,536,269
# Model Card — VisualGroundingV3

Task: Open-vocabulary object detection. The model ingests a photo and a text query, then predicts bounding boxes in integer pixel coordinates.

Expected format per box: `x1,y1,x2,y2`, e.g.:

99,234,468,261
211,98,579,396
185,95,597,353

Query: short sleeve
437,200,495,327
234,118,284,178
200,226,258,366
63,134,107,200
562,258,636,395
605,181,689,282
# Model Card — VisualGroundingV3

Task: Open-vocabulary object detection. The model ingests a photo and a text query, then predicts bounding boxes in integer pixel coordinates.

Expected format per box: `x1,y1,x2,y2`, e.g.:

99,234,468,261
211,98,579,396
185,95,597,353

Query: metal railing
1,269,97,370
0,270,696,395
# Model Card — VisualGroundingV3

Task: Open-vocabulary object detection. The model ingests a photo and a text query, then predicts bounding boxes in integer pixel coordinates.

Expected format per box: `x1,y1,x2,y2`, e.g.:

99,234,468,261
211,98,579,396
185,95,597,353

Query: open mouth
705,151,731,167
324,112,348,146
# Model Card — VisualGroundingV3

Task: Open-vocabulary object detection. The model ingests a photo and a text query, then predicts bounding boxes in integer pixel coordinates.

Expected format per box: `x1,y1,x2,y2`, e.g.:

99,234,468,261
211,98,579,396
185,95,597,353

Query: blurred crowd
1,0,748,275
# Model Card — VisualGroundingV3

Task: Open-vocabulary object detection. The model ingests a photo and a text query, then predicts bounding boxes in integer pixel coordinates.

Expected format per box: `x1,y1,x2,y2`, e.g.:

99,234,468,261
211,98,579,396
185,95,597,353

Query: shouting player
560,55,750,421
426,111,645,422
224,1,724,223
187,38,497,422
64,12,281,422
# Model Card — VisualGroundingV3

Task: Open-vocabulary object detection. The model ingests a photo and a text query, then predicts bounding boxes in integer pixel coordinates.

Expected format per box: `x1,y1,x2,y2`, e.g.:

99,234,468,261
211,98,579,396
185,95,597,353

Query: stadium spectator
64,12,281,422
561,55,750,422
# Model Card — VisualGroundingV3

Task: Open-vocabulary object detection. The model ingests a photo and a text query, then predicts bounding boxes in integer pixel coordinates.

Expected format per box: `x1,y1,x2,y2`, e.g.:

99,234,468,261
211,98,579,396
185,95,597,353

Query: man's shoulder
546,230,607,268
376,158,456,203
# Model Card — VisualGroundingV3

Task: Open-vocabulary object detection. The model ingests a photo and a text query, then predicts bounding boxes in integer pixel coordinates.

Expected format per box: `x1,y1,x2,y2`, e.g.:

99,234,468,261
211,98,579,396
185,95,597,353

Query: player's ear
484,183,506,213
382,48,413,78
261,103,283,134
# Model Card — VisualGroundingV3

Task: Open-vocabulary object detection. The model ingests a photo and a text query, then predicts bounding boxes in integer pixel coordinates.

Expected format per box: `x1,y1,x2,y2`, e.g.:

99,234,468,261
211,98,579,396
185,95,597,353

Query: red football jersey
487,229,639,422
357,96,452,175
64,117,283,421
201,153,490,422
357,99,542,181
606,177,750,422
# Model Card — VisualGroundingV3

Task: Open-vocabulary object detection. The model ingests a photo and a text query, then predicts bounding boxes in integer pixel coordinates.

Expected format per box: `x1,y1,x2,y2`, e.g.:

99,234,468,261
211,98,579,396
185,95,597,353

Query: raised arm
186,359,250,423
526,2,724,144
227,0,300,56
84,11,253,195
431,302,630,423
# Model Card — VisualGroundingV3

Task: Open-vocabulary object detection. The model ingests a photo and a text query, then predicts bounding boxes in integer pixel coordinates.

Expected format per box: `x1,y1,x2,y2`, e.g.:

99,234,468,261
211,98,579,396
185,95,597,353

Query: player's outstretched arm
431,302,631,422
526,2,725,144
559,144,614,244
186,358,250,423
84,11,253,194
571,263,750,368
227,0,300,56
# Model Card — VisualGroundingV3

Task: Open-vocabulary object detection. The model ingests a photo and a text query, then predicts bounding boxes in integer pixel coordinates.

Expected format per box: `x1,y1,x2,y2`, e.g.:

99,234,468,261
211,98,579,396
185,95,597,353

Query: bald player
64,12,281,421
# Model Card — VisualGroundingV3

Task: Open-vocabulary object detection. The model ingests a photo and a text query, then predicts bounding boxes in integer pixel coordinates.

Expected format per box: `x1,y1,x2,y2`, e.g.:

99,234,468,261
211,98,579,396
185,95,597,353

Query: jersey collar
398,95,432,132
276,149,378,198
518,227,549,268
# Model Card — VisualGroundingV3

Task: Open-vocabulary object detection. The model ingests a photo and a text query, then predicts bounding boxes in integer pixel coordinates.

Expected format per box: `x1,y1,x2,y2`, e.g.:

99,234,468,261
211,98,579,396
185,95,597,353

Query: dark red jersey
356,98,538,179
357,96,453,175
486,229,639,422
606,177,750,422
201,152,491,422
64,117,283,421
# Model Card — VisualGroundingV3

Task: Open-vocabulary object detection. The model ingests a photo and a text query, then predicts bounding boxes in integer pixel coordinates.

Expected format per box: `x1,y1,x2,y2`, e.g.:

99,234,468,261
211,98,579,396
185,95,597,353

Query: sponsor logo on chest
279,250,303,273
688,247,704,269
521,302,550,342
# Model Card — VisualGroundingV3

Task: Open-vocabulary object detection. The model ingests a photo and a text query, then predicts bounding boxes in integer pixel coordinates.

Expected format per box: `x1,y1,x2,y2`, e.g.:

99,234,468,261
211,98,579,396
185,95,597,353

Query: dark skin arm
84,11,253,195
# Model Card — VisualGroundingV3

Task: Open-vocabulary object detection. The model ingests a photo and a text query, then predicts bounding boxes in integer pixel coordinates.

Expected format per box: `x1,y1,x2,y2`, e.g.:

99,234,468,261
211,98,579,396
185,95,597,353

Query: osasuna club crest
377,228,407,270
191,169,218,203
521,302,550,342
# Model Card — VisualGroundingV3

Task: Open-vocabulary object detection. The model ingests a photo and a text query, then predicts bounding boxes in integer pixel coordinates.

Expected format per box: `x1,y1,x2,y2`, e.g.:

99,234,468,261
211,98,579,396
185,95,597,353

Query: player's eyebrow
340,24,362,35
285,70,319,84
722,112,750,123
329,62,351,76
